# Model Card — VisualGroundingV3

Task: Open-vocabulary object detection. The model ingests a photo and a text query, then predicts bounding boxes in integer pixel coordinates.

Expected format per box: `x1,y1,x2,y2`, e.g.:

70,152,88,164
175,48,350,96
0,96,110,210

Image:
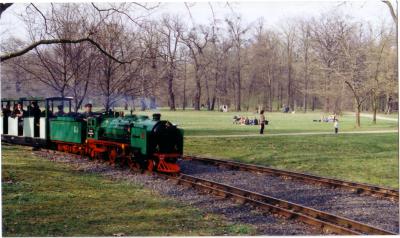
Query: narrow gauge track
6,144,397,235
184,156,399,200
161,173,396,235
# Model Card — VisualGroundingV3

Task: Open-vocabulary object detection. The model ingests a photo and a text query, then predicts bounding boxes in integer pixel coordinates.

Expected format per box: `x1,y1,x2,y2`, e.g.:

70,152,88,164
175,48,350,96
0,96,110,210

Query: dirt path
186,130,397,138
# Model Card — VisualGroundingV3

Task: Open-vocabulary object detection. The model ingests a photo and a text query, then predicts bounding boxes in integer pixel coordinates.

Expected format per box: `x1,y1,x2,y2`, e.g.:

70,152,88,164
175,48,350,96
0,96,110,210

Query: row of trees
1,3,398,126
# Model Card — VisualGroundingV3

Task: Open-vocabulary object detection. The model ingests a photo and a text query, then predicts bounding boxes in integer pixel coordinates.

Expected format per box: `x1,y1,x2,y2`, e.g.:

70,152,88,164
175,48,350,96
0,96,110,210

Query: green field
154,110,397,136
158,110,398,188
185,133,398,188
2,145,254,236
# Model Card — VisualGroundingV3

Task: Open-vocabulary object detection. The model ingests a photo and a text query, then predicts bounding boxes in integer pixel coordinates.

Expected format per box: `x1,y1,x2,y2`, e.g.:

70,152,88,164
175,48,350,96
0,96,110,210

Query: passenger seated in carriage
12,103,25,118
29,102,41,137
2,104,11,117
2,104,11,134
11,103,25,136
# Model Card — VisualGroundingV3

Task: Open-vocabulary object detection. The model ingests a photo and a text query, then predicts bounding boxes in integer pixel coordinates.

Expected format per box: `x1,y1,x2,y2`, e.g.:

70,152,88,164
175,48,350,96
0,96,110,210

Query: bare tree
0,3,158,63
311,14,349,113
338,23,370,127
297,19,313,112
93,17,146,110
281,21,297,110
226,15,250,111
158,15,183,111
181,26,210,110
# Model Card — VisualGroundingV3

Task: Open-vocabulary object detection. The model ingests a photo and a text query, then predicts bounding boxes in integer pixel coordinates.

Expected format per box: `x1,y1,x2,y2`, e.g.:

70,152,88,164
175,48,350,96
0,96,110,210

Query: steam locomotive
1,97,183,173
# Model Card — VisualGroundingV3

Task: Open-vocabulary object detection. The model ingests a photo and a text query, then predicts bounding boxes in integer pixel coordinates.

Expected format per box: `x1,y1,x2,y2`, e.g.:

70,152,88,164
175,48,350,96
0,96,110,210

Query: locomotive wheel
108,149,118,166
90,149,96,160
57,144,63,152
147,160,155,172
127,158,140,171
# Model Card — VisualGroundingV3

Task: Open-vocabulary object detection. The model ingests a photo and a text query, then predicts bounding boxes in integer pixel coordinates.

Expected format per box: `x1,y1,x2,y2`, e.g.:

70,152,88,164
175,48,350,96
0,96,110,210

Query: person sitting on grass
233,115,240,124
254,118,258,125
245,117,250,125
239,116,245,125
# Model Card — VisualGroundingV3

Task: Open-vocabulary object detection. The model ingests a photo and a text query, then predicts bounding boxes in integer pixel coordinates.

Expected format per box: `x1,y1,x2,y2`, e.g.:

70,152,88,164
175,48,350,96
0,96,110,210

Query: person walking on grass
260,110,266,134
334,119,339,134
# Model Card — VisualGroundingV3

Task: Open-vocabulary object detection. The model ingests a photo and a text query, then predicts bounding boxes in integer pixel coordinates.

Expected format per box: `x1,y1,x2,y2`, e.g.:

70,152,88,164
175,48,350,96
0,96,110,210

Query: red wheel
127,158,139,171
90,149,96,160
109,149,118,166
57,144,63,152
147,160,155,172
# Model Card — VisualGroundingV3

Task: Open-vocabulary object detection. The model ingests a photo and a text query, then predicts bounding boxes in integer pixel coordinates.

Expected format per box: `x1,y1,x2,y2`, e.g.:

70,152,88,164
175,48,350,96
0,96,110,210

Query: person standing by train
259,110,266,134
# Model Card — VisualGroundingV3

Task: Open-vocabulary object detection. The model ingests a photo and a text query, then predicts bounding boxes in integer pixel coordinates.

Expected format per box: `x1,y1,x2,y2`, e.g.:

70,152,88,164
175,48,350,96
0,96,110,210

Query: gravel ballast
179,159,400,233
32,150,321,235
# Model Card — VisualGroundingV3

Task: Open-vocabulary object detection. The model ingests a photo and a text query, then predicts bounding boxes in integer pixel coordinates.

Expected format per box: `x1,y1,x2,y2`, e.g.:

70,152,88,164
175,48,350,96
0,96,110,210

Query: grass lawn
185,133,399,189
2,145,254,236
131,109,397,188
132,109,398,136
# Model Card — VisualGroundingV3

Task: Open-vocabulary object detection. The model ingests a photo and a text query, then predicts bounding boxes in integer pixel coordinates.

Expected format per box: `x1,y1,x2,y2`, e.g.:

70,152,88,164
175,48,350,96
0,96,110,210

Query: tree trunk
312,96,316,111
182,59,187,110
303,94,308,113
167,71,176,111
194,72,201,110
356,104,361,128
236,69,241,111
268,74,273,112
211,97,216,111
287,64,292,109
205,75,211,110
372,91,377,124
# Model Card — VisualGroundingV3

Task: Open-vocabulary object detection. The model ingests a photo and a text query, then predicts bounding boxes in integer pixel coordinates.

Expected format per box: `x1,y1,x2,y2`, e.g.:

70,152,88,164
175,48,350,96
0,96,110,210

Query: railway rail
183,156,399,200
161,173,396,235
4,144,398,235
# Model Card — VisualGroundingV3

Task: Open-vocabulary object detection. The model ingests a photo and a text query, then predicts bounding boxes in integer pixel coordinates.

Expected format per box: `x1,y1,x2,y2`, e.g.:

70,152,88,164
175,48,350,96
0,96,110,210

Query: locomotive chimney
152,113,161,121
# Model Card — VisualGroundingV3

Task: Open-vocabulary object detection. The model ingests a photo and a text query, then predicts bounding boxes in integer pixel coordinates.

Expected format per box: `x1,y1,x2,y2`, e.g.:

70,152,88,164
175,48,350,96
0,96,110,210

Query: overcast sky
0,1,395,42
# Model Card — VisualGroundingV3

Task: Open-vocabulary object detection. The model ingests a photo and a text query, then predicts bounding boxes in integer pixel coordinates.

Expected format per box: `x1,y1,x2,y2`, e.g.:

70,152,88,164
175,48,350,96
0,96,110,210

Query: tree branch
0,38,131,63
0,3,12,18
382,0,398,25
30,3,48,33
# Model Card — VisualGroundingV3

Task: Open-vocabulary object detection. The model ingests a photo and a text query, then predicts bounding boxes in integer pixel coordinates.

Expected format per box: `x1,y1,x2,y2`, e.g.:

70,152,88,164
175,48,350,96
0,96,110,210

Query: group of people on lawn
233,115,259,126
233,110,267,134
233,110,339,135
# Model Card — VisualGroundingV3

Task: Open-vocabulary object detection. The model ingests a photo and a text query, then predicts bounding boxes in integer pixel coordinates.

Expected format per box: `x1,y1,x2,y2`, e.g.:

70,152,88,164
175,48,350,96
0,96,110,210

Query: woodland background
0,2,398,126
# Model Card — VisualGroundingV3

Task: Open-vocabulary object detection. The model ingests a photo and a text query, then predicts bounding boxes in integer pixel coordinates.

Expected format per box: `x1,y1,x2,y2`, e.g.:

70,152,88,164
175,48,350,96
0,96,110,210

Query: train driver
54,105,65,116
83,103,93,117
